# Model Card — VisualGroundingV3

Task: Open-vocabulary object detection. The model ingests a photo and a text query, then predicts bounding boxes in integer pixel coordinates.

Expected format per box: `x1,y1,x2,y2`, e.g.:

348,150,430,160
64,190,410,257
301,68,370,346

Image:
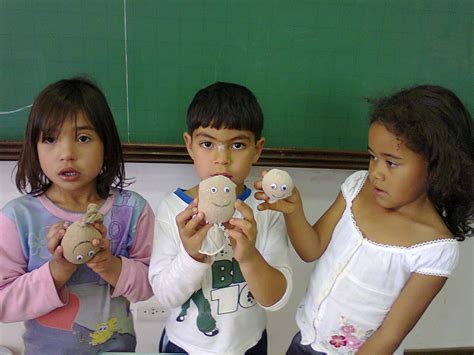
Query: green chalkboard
1,0,472,152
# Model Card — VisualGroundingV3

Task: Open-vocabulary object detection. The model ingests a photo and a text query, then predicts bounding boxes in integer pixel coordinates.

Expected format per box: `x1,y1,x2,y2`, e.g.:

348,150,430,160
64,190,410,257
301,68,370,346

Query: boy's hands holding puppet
176,199,213,262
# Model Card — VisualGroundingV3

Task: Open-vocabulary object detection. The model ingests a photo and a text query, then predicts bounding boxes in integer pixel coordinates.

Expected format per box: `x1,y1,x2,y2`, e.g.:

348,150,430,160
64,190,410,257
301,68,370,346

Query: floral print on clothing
327,317,373,352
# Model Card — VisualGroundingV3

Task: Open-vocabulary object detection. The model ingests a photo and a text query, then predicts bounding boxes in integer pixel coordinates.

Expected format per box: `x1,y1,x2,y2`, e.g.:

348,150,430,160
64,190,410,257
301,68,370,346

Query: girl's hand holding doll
47,221,77,293
254,170,302,215
86,223,122,287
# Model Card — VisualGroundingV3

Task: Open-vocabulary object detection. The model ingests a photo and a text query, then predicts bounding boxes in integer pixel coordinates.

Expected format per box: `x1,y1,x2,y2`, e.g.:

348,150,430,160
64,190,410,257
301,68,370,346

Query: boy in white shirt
149,82,292,354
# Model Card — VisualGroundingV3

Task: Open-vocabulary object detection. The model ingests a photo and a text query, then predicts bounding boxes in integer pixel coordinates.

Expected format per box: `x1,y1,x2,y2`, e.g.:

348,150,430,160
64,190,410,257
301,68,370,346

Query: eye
270,183,277,190
232,142,245,150
77,135,91,143
281,184,288,191
76,255,84,261
387,161,398,168
368,153,376,161
200,141,213,149
210,187,217,193
223,186,230,193
42,136,56,144
99,325,108,331
88,250,95,257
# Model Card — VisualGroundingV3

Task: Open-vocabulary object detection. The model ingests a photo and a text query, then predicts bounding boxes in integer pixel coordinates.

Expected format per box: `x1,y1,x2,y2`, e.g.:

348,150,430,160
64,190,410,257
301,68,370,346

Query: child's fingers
254,191,269,201
234,200,254,222
47,226,66,253
92,237,110,249
176,204,198,229
93,223,107,237
229,218,252,235
184,211,207,233
253,179,263,190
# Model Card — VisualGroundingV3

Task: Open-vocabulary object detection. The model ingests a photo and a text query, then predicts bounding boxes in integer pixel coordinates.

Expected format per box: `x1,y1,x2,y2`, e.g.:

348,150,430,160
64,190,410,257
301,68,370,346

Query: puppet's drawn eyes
211,187,217,193
99,325,108,331
281,185,288,191
88,250,95,257
76,255,84,261
223,186,230,193
271,183,277,190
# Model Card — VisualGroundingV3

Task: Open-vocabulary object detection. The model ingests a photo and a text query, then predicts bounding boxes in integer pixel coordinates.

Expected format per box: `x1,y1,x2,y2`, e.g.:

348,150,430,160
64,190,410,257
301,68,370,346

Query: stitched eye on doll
271,183,277,190
211,187,217,193
224,186,230,193
281,184,288,191
88,250,95,257
76,255,84,261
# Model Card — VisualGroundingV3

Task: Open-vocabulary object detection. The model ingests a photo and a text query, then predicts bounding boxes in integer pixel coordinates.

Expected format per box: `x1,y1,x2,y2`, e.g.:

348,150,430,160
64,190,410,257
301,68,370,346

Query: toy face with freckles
198,175,236,224
262,168,294,203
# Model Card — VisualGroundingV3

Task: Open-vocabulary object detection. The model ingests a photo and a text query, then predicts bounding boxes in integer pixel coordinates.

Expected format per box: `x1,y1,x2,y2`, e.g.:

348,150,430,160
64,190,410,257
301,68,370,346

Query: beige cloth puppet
198,175,236,255
262,169,294,203
61,203,103,264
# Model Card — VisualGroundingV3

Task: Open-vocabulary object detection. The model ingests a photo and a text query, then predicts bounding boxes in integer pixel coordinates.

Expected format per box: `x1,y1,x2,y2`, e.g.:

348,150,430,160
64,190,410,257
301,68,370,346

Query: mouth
212,201,231,208
212,173,233,180
58,168,80,180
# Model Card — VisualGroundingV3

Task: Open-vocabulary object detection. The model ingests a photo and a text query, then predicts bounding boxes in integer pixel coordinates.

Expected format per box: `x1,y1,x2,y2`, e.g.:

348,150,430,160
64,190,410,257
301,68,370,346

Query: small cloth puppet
198,175,236,255
61,203,104,264
262,168,294,203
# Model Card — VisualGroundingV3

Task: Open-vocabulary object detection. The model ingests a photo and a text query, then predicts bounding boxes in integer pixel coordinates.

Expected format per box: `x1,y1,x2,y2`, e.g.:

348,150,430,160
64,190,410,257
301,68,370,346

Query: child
256,84,473,354
149,82,292,354
0,77,155,354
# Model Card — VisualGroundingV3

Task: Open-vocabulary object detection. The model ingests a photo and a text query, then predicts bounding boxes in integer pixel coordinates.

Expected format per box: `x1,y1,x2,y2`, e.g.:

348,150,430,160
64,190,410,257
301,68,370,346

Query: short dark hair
16,77,126,199
369,85,474,240
186,82,264,140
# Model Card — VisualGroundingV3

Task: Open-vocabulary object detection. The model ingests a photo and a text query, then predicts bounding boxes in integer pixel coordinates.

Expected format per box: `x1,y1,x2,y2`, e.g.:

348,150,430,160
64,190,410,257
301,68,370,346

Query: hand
86,224,122,286
254,170,302,214
176,199,213,262
224,200,258,264
46,221,77,289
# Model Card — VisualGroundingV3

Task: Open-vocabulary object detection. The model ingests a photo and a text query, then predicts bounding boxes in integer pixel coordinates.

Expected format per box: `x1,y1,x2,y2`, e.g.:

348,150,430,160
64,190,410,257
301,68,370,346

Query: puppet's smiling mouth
212,201,231,208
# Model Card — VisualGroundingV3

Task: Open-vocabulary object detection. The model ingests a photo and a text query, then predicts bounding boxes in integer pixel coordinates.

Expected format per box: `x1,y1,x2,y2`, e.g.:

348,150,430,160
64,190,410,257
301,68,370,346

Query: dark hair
369,85,474,240
16,77,126,199
186,82,264,140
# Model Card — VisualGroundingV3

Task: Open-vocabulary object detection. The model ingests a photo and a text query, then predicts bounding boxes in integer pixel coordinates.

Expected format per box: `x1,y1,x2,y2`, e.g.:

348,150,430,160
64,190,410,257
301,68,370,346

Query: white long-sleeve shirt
149,187,292,354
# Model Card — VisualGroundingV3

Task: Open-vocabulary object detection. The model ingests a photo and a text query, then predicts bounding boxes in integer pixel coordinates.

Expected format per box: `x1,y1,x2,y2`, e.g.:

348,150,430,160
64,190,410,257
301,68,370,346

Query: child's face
367,122,429,211
37,112,104,200
184,126,264,195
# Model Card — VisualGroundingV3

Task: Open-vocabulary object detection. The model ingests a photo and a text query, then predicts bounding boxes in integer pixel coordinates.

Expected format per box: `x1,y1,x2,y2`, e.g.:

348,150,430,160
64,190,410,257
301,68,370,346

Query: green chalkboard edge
0,141,369,170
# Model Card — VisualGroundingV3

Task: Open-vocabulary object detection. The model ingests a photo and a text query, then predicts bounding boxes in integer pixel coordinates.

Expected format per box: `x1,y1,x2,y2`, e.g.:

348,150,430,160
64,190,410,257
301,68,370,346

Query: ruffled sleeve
407,240,459,277
341,170,368,204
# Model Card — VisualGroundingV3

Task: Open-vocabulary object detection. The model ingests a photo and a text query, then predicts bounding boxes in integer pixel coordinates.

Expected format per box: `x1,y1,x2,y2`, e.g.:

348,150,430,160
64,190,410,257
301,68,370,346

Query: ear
252,137,265,164
183,132,195,160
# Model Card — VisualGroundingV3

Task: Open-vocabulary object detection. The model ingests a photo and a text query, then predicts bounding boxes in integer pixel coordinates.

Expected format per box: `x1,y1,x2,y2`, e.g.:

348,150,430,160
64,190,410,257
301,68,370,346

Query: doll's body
198,175,236,255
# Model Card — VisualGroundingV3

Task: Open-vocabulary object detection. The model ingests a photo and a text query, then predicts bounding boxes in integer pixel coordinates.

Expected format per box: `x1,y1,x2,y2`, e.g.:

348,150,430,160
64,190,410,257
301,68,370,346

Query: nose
214,146,230,165
59,140,76,161
369,159,384,181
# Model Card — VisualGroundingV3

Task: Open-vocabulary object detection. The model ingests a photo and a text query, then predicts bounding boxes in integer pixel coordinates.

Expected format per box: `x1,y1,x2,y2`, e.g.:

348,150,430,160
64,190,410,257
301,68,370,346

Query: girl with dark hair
257,84,473,354
0,77,155,354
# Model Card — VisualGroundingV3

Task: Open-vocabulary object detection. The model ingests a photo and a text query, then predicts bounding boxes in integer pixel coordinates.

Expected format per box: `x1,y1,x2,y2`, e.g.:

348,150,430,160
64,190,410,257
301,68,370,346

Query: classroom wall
0,161,472,354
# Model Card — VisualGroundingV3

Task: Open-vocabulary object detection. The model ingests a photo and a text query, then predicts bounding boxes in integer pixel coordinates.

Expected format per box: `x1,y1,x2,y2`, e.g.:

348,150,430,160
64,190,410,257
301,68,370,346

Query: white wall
0,161,472,354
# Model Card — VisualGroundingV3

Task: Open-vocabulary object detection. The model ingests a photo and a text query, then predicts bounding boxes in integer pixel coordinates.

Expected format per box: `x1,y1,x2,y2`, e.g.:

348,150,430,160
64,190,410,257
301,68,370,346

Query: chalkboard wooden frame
0,142,368,170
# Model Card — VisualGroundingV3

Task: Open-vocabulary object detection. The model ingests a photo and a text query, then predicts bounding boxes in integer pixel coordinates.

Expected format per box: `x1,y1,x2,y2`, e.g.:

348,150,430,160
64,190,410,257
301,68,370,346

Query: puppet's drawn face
199,175,236,224
61,223,101,264
89,317,118,346
262,169,294,202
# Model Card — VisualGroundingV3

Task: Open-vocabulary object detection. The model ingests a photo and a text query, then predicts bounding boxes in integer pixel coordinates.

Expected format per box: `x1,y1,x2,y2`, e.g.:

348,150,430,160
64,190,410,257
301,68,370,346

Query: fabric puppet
262,168,294,203
198,175,236,255
61,203,103,264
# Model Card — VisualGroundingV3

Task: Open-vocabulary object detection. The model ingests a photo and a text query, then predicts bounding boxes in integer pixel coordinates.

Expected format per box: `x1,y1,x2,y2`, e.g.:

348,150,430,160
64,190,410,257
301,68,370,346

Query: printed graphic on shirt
89,317,119,345
176,251,256,337
324,316,374,352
